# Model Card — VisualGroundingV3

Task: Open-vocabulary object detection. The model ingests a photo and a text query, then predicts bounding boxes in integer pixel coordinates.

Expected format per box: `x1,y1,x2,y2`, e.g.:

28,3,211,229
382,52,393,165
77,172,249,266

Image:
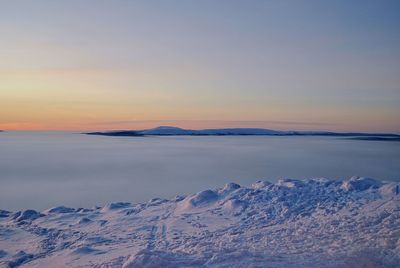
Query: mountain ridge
85,126,400,138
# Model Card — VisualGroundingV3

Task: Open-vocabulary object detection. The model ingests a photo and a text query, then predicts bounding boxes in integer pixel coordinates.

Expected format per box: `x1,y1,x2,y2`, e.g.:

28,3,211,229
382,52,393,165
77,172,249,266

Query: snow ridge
0,177,399,267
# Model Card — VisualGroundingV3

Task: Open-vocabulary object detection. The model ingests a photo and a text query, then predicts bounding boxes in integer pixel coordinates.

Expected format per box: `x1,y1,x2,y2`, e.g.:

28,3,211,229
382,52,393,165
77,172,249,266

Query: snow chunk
15,210,44,222
219,182,241,195
101,202,131,212
147,198,168,206
341,177,382,191
0,210,10,218
44,206,75,214
251,180,272,189
276,178,304,188
76,208,94,213
77,217,92,224
174,195,186,202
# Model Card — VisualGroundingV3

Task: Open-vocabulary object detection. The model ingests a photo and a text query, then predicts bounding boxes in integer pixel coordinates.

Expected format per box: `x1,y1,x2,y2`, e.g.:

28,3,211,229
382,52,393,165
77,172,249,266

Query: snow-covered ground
0,177,399,267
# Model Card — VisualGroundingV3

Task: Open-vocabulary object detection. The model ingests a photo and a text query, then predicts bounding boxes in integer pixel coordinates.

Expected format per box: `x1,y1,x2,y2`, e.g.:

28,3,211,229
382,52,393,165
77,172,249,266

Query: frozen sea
0,131,399,210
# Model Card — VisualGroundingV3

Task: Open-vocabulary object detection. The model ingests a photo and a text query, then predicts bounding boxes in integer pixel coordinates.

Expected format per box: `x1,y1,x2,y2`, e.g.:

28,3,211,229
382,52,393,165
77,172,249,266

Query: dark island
85,126,400,141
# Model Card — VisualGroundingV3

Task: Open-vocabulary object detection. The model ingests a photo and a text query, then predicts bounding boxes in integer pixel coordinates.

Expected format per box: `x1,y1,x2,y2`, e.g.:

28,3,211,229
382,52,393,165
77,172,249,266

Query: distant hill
85,126,400,139
140,126,286,136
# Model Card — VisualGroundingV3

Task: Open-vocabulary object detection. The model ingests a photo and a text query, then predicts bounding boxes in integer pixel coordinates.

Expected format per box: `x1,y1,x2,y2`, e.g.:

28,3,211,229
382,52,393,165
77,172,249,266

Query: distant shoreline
85,126,400,140
346,136,400,142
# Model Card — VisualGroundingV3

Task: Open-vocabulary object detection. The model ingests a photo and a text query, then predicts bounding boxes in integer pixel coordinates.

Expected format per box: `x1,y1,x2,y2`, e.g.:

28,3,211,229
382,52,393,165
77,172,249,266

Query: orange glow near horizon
1,69,399,133
1,2,399,133
1,67,399,133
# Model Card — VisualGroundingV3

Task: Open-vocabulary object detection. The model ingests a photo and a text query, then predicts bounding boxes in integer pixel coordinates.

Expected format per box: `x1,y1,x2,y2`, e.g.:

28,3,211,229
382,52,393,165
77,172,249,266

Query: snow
0,177,399,267
101,202,132,212
44,206,75,214
13,210,44,223
341,176,383,191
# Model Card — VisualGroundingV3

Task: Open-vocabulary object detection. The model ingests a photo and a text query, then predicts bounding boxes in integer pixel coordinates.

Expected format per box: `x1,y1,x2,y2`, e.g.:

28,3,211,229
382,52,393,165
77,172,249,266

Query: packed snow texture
0,177,399,267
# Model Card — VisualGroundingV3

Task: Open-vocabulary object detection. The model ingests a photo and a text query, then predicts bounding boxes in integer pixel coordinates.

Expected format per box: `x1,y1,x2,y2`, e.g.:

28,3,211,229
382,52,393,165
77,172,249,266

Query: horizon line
2,125,400,135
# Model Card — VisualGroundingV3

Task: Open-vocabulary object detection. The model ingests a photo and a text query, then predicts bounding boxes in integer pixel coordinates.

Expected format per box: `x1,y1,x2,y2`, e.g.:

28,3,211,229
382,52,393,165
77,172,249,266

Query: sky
0,0,399,132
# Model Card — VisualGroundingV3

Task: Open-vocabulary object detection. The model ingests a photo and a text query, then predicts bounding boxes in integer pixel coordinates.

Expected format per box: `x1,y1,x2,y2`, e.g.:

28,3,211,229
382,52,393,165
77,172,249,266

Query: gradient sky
1,0,399,132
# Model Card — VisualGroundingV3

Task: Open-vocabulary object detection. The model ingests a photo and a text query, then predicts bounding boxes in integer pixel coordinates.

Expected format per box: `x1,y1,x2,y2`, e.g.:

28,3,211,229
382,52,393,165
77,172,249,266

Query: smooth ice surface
0,177,399,267
0,131,399,210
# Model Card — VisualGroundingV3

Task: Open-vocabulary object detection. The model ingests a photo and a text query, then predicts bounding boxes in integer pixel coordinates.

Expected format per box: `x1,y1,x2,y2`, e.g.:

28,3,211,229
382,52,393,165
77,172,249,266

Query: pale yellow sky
1,65,399,132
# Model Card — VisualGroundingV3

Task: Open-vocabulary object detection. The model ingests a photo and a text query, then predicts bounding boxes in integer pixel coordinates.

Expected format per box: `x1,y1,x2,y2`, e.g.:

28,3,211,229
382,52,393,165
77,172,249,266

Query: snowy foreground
1,177,399,268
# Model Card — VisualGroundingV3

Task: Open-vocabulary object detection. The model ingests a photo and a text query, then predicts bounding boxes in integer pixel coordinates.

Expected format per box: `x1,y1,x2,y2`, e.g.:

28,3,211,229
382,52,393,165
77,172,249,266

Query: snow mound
14,210,44,222
1,177,399,267
101,202,131,212
341,176,383,191
222,198,247,214
276,178,305,188
219,182,241,194
179,189,219,210
0,210,10,218
44,206,75,214
251,180,272,189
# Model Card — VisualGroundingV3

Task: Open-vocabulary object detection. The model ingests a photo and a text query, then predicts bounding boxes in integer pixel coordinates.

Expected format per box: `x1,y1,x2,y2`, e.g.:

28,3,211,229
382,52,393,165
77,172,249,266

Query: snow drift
0,177,399,267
